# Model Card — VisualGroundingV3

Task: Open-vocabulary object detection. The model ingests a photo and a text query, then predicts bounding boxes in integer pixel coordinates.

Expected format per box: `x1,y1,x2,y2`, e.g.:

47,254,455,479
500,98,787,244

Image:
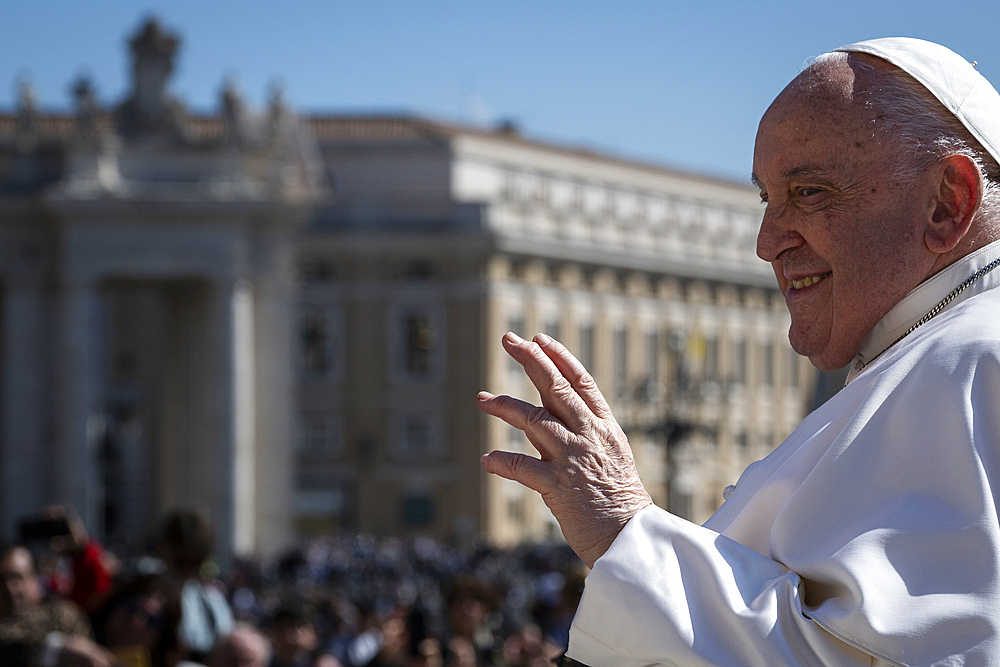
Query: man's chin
801,344,859,373
788,332,851,373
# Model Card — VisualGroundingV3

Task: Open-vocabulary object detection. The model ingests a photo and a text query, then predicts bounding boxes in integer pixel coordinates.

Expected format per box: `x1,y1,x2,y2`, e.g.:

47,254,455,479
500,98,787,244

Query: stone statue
116,17,184,138
15,76,38,152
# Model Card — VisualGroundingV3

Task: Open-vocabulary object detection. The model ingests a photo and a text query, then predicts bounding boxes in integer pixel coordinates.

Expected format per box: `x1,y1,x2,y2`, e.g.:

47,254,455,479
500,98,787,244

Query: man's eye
759,193,768,204
798,187,822,197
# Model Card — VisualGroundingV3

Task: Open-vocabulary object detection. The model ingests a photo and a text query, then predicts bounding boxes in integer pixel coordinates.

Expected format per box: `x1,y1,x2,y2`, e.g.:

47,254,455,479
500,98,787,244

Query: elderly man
0,544,116,667
478,38,1000,665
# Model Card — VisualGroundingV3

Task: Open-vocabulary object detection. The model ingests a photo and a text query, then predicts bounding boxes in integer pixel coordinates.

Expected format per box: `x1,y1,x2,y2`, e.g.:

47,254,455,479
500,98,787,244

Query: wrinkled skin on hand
478,332,653,568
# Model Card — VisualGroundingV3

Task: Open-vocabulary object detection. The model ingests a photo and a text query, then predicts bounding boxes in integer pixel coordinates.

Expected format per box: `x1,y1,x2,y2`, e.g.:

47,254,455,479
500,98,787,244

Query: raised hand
478,332,652,568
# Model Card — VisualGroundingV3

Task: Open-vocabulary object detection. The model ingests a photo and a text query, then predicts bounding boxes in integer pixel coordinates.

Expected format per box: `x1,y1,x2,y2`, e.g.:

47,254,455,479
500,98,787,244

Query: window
403,261,433,280
578,323,595,371
294,485,350,535
670,491,692,520
393,413,443,459
507,497,525,523
544,316,561,343
546,263,562,286
646,331,659,383
297,413,341,453
634,196,649,224
571,184,585,212
298,305,338,380
614,327,627,398
299,260,337,283
508,425,525,453
397,415,437,455
761,340,774,387
401,494,434,527
704,337,718,382
395,307,440,381
405,314,433,375
603,189,617,217
788,348,800,388
502,171,517,201
534,177,551,205
762,430,774,449
733,339,746,385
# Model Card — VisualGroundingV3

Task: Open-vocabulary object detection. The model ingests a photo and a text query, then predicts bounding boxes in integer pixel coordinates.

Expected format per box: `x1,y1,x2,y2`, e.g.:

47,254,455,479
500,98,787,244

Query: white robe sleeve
566,507,875,666
565,278,1000,667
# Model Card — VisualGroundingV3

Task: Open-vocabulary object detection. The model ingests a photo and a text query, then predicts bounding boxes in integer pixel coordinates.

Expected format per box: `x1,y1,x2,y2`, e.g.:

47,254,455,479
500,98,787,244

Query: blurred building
0,19,816,553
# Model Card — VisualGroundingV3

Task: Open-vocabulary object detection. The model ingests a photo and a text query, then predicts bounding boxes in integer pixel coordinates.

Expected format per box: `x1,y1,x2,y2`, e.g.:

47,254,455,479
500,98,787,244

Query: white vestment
567,240,1000,667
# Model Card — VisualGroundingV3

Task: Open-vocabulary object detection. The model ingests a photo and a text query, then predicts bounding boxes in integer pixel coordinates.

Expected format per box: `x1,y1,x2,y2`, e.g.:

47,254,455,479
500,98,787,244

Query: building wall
293,123,816,544
293,233,489,543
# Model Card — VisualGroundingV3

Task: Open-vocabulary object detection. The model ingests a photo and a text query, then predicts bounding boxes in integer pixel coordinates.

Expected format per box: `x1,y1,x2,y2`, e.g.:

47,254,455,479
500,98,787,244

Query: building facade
0,20,816,553
0,20,320,554
297,118,813,545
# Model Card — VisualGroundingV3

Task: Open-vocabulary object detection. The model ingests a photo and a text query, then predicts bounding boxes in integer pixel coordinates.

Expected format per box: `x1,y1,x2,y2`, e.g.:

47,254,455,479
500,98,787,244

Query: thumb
481,451,551,494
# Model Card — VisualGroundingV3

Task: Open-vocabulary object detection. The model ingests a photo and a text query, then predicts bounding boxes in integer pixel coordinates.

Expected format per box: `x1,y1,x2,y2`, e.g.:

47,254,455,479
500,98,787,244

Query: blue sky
2,1,998,181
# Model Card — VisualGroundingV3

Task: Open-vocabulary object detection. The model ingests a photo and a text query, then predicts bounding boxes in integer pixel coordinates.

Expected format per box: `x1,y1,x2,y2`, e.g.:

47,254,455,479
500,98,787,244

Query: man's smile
788,272,831,291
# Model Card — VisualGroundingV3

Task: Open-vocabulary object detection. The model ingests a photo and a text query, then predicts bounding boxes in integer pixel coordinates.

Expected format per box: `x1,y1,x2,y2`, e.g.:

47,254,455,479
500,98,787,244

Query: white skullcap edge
833,37,1000,168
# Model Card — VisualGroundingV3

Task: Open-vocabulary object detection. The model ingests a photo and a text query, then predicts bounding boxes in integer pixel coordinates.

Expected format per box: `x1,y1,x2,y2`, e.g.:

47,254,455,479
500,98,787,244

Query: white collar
845,238,1000,385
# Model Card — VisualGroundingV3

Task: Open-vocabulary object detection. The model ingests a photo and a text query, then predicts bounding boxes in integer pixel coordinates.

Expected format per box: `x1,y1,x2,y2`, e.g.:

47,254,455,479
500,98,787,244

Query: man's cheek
771,262,789,295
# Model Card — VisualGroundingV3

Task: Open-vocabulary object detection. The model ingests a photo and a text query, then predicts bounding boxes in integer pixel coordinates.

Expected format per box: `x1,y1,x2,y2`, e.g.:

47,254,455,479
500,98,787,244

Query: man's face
753,62,937,371
0,548,43,616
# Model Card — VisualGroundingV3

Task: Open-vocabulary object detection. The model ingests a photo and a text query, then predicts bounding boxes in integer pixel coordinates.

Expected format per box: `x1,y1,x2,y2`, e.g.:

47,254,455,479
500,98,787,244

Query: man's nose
756,208,804,263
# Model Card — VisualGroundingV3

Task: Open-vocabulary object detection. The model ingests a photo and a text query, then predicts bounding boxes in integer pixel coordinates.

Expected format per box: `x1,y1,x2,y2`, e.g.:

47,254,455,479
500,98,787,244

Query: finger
480,450,554,494
533,333,615,420
501,332,593,431
477,391,571,457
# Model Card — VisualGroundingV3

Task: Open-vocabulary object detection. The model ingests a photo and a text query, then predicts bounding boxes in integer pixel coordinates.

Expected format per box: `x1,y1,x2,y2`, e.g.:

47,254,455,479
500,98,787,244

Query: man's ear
925,154,982,254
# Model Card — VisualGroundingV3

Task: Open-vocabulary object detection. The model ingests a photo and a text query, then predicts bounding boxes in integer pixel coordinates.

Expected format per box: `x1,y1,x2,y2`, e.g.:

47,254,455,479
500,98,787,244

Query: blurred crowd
0,507,585,667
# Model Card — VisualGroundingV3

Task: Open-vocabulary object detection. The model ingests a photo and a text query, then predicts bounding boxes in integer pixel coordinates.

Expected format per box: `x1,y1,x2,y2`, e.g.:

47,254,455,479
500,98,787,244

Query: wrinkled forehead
764,54,888,127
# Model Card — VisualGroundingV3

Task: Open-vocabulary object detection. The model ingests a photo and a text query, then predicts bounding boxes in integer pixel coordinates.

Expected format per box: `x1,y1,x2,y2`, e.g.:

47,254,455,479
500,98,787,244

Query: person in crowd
93,573,194,667
157,510,234,663
208,624,269,667
478,37,1000,664
266,601,340,667
0,544,116,667
34,505,115,617
441,578,498,667
500,624,550,667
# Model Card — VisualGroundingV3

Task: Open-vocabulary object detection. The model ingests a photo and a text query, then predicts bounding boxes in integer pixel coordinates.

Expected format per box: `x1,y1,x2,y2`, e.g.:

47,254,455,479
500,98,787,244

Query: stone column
54,278,104,531
252,238,295,555
1,278,47,540
212,279,257,555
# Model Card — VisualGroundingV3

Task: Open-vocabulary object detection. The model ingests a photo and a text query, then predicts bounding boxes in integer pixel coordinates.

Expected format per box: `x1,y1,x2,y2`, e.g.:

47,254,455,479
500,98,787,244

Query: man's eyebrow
751,166,832,191
783,165,831,180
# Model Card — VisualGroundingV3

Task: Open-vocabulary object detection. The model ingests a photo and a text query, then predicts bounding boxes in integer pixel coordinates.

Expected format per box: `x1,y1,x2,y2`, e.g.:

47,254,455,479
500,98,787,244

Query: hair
158,508,214,572
809,51,1000,228
0,543,35,572
268,599,313,630
92,574,183,667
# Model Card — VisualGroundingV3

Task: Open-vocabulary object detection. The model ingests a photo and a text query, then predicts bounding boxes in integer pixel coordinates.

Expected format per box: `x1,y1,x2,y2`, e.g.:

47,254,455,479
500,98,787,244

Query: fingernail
506,331,524,344
535,333,552,345
477,391,494,401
